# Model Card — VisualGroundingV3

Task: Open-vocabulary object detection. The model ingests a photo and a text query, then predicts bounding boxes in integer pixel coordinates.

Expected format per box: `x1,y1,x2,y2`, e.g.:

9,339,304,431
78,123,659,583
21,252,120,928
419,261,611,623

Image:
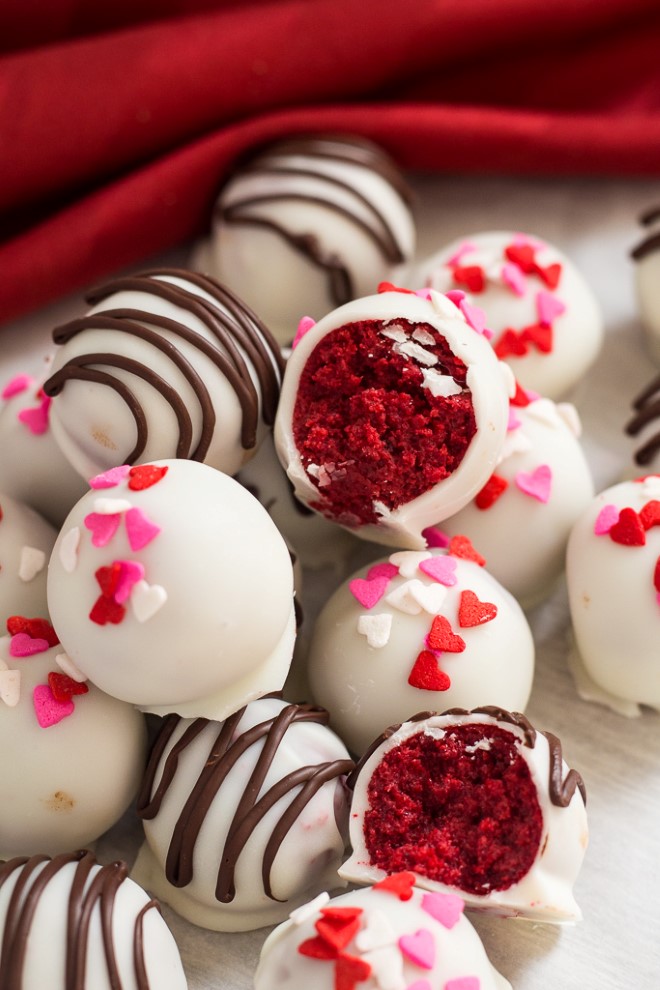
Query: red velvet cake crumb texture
291,320,477,526
363,724,543,896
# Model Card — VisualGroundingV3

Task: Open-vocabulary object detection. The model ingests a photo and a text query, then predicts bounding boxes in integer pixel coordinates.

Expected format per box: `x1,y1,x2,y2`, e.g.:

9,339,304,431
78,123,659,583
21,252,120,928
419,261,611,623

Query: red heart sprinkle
458,590,498,627
448,535,486,566
475,474,508,510
504,243,537,273
640,500,660,530
609,507,646,547
521,322,553,354
408,651,451,691
47,671,89,703
89,594,126,626
377,281,415,294
452,265,485,293
298,936,338,960
654,557,660,594
510,381,532,407
374,872,417,900
128,464,168,491
335,953,372,990
494,328,528,360
94,563,123,600
427,615,466,653
537,262,562,289
316,908,362,951
6,616,59,646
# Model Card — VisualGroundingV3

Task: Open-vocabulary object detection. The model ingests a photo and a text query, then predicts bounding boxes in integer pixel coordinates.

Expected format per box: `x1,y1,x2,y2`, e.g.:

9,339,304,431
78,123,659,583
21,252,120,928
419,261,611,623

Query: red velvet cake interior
291,320,477,525
363,723,543,895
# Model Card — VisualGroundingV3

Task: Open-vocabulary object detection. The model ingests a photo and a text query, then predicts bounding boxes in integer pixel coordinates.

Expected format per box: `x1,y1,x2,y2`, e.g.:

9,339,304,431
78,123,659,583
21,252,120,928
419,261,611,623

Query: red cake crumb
291,320,477,526
363,724,543,896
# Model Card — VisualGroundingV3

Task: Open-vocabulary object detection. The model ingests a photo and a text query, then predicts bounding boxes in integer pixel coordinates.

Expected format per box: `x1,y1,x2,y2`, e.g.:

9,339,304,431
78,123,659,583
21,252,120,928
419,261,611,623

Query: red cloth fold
1,0,660,326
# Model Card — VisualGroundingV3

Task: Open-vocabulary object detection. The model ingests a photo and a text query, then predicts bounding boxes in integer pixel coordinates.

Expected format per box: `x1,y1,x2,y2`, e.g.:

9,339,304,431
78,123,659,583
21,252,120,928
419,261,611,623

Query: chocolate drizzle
0,851,161,989
136,701,354,904
217,135,412,307
631,203,660,261
43,270,284,463
626,374,660,465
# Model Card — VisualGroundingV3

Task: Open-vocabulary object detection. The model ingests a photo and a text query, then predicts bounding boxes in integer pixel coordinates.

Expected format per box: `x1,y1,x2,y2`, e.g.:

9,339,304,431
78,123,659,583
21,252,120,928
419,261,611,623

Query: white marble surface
2,172,660,988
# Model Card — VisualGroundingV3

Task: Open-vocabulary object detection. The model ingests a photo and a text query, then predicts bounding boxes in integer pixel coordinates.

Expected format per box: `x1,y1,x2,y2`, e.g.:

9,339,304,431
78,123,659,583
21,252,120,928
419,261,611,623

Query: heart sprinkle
33,684,74,727
426,615,466,653
421,892,464,929
128,464,168,490
398,929,435,970
458,590,498,627
515,464,552,503
408,651,451,692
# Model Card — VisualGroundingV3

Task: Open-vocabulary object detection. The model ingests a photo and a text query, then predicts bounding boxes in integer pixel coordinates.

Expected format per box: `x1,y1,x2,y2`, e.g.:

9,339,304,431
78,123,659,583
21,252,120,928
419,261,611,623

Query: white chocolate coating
0,371,87,526
307,547,534,755
133,696,353,931
0,491,57,627
275,290,512,549
632,207,660,364
207,135,416,345
416,230,603,398
255,880,511,990
44,270,283,480
0,635,146,859
341,711,588,923
442,397,594,608
566,475,660,714
0,853,187,989
47,459,296,718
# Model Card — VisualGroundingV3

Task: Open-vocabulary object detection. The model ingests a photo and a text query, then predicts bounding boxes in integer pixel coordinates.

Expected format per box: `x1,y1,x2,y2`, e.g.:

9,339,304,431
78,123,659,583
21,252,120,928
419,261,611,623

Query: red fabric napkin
1,0,660,326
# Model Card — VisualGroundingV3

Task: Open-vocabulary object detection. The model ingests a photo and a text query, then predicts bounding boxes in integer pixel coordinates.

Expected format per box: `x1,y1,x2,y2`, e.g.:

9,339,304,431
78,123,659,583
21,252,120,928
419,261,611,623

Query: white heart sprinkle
524,397,562,428
18,546,46,582
641,476,660,500
131,580,167,623
497,429,534,464
389,551,431,578
0,669,21,707
93,497,132,515
385,579,445,615
361,946,405,990
355,910,397,951
357,613,393,648
55,651,88,683
557,402,582,437
288,891,330,925
59,526,81,573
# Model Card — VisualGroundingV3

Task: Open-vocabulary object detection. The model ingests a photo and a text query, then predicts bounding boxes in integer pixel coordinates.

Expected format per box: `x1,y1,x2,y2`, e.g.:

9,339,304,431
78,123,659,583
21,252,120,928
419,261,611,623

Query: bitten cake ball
0,491,57,626
42,268,284,480
631,204,660,364
441,389,594,608
254,874,511,990
417,230,603,398
47,459,296,719
307,544,534,755
0,851,187,989
133,696,354,931
566,474,660,716
208,134,416,345
0,619,146,859
341,708,588,923
275,288,512,548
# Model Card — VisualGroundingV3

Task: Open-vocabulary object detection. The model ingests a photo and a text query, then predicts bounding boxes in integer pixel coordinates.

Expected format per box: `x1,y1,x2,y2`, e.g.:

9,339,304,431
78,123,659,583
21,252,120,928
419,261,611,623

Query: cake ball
42,268,284,480
0,491,57,627
341,708,588,924
208,134,416,345
275,287,513,549
307,544,534,755
566,474,660,716
133,696,354,931
254,874,511,990
0,851,187,989
47,459,296,719
0,372,88,526
417,230,603,398
0,618,146,858
631,204,660,364
441,390,594,608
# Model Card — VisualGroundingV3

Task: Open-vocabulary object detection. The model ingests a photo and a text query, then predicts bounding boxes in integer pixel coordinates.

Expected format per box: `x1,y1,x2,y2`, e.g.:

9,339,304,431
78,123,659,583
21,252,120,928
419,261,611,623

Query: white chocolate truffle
566,475,660,716
275,289,512,549
341,709,588,924
417,230,603,398
307,545,534,755
255,876,511,990
0,851,187,989
133,697,354,931
42,269,284,480
0,372,87,526
47,459,296,719
0,491,57,627
208,134,416,345
631,204,660,364
0,626,146,859
441,394,594,608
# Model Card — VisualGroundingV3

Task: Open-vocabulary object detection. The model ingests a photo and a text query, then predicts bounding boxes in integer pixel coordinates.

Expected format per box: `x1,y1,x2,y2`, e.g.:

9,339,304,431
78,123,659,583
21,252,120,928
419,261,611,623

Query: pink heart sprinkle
515,464,552,503
84,511,121,548
507,407,522,431
419,556,457,586
459,300,488,335
89,464,131,489
513,231,544,249
444,289,466,308
594,503,619,536
447,242,476,267
398,929,435,970
292,316,316,349
18,395,51,435
114,559,146,604
9,632,50,657
125,507,161,551
366,562,399,582
33,684,74,728
2,373,34,399
422,526,450,549
536,290,566,327
421,892,464,929
348,576,390,609
501,261,527,296
414,288,433,301
406,982,432,990
444,979,481,990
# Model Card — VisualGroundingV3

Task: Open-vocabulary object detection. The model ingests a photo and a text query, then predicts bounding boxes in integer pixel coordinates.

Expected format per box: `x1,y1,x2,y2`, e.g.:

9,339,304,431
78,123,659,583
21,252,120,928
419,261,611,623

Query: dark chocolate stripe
542,731,587,807
626,374,660,465
640,204,660,226
631,230,660,261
